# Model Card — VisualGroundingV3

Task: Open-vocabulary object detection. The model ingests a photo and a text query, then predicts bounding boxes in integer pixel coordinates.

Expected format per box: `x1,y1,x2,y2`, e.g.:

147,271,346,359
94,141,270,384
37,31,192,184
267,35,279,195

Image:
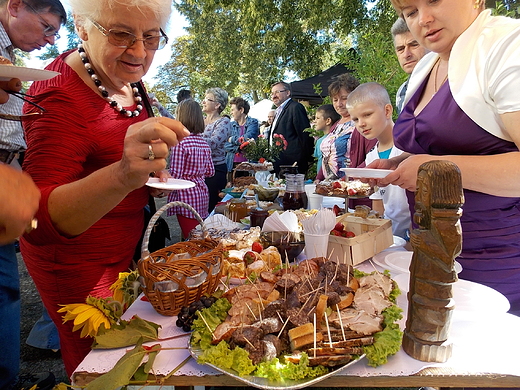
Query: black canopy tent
289,63,350,106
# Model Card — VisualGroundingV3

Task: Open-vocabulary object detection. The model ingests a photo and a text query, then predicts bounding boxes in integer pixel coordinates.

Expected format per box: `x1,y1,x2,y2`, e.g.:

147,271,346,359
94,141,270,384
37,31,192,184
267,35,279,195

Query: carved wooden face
414,170,431,229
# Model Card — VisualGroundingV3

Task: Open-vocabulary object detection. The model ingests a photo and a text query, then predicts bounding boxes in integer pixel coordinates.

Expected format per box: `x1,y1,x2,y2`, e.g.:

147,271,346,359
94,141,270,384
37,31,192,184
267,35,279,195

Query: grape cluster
176,295,217,332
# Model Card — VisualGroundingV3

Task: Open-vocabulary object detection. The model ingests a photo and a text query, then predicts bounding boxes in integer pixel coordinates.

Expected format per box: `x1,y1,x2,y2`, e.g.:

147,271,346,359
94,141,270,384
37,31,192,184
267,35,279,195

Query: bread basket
138,201,223,316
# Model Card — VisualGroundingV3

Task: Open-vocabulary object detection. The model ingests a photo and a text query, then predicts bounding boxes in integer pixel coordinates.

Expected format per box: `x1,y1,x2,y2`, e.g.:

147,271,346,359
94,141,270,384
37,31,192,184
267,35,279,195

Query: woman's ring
148,144,155,161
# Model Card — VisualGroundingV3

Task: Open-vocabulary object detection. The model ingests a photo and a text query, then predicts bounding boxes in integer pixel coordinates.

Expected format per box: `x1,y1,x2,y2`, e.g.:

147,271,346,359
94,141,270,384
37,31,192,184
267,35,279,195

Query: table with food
69,180,520,389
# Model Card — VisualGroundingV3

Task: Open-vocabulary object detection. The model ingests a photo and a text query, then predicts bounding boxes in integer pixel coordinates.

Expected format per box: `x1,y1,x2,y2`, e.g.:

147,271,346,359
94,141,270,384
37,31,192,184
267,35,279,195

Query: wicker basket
138,201,224,316
232,162,257,187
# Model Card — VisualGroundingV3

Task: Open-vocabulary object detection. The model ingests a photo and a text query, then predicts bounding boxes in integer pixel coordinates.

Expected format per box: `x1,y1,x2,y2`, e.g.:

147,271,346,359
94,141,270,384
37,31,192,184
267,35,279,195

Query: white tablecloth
73,248,520,380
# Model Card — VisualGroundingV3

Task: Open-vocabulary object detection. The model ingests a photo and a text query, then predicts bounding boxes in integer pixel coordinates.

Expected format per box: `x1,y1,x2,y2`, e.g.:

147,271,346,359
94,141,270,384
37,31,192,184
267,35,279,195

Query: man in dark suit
269,81,313,175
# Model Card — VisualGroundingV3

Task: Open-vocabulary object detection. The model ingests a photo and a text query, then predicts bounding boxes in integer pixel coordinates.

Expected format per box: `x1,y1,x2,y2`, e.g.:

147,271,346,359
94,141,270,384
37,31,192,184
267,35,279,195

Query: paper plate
145,177,195,190
384,251,463,274
340,167,394,179
0,64,60,81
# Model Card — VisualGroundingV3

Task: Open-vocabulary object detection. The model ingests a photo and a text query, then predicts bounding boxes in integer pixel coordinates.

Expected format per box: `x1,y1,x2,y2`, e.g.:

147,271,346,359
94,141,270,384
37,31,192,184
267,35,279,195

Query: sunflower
58,296,122,338
109,270,140,310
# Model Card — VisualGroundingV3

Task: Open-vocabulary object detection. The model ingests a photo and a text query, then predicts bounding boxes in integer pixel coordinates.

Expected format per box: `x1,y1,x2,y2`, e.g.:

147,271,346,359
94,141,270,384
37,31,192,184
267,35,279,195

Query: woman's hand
150,169,172,198
116,117,189,191
0,164,40,244
380,154,435,191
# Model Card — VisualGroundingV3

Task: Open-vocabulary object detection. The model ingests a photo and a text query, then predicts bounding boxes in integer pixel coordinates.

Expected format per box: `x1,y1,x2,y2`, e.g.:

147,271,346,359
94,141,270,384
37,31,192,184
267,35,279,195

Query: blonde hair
346,82,391,111
69,0,172,30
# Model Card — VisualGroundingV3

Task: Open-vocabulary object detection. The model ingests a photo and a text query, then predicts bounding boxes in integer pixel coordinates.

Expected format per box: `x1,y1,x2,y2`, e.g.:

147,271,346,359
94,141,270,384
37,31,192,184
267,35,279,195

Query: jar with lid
282,173,308,210
228,198,248,222
250,208,269,228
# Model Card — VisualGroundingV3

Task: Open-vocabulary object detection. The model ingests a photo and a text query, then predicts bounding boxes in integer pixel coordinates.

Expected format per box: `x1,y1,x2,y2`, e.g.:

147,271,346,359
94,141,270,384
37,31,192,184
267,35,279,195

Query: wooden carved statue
402,160,464,362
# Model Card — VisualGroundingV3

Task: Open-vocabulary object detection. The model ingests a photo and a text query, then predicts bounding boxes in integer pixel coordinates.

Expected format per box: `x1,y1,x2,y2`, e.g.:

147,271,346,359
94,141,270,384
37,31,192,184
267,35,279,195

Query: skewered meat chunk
255,316,283,334
262,299,287,320
232,325,265,347
263,334,283,355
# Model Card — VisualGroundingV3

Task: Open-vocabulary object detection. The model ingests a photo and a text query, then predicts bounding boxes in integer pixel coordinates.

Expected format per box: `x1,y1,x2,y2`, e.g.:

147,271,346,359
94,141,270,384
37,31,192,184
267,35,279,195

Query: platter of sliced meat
188,257,403,389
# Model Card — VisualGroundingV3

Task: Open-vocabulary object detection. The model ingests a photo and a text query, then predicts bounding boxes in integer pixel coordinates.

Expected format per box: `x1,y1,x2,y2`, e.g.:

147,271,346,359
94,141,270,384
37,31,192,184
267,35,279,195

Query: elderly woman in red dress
20,0,189,376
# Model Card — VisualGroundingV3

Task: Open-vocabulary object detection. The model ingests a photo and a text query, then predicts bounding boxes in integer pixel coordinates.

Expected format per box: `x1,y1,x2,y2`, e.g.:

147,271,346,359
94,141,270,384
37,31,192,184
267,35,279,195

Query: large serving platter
189,341,365,390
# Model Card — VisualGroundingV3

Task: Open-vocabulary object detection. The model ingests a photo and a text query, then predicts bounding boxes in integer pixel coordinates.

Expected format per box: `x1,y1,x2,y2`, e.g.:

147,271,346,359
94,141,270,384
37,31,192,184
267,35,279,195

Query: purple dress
394,78,520,316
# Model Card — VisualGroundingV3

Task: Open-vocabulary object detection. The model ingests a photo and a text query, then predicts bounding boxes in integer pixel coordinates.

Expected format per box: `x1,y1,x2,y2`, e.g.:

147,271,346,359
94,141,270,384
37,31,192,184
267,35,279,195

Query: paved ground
17,197,182,386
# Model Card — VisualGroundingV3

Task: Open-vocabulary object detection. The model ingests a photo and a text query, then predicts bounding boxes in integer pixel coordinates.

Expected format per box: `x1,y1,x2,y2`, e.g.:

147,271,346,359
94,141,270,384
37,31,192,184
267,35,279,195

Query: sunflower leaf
92,316,161,349
86,339,146,390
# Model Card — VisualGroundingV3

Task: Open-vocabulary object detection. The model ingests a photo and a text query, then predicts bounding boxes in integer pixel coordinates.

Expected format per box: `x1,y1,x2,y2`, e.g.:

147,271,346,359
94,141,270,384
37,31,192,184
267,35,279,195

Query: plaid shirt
0,24,25,151
167,134,215,219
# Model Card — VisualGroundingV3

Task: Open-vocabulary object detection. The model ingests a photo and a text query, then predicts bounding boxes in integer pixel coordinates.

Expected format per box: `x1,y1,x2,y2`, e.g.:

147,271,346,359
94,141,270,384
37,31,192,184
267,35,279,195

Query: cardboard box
327,215,393,265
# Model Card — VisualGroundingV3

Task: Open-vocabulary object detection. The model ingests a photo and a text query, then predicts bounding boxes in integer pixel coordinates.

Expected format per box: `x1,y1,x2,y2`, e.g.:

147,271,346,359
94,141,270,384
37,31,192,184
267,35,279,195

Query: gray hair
346,82,391,111
206,87,228,114
391,17,409,38
69,0,172,30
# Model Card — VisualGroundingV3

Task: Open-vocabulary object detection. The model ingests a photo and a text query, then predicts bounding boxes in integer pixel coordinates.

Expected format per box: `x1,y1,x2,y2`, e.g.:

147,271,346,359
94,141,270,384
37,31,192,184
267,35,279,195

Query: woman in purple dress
371,0,520,315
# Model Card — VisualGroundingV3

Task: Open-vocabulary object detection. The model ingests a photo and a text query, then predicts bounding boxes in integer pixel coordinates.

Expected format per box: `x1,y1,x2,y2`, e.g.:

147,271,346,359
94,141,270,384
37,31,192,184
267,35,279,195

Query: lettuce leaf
198,341,256,376
364,305,403,367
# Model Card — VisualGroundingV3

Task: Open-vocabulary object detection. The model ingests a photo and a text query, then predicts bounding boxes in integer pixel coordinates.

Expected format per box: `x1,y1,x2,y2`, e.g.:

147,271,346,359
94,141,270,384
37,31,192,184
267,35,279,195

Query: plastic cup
304,233,329,259
307,193,323,210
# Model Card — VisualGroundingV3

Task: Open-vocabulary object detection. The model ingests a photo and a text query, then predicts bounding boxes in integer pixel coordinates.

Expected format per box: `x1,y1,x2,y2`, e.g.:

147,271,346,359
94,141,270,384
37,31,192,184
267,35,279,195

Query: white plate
394,273,511,314
391,235,407,247
340,167,394,179
145,177,195,190
383,251,463,274
0,64,60,81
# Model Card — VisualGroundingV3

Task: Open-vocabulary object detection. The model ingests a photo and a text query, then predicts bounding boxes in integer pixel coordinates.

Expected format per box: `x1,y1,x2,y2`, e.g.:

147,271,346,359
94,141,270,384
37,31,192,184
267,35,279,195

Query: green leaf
92,316,161,349
132,344,161,381
86,340,146,390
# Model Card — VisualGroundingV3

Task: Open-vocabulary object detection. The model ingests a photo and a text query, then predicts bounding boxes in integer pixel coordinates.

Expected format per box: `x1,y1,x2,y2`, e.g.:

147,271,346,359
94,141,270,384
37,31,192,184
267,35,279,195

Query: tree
153,0,368,103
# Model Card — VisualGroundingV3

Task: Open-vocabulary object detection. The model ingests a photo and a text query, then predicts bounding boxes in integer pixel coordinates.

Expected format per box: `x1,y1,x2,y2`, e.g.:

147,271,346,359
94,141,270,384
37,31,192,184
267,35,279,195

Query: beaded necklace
78,44,142,117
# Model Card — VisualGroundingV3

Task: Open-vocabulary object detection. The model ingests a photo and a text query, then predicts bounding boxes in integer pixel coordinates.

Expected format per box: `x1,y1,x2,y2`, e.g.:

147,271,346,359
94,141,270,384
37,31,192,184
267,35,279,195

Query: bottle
282,173,308,210
250,208,269,228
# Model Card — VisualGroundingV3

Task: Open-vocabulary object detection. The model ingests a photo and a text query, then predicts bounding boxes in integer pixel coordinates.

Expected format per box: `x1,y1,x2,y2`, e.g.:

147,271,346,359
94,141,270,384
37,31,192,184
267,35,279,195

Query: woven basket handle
141,201,205,259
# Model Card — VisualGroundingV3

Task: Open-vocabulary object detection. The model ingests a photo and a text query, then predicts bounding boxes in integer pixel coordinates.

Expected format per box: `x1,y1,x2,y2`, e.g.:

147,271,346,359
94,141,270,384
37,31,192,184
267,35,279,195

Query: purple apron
394,78,520,316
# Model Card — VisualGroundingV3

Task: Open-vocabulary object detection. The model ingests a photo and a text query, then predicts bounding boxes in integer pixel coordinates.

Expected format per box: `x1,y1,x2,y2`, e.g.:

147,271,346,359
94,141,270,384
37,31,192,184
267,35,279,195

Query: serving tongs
0,90,46,121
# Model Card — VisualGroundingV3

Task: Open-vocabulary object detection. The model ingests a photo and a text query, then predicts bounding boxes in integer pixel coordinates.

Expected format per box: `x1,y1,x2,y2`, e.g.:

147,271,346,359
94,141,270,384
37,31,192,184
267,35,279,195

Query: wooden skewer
313,312,317,358
243,336,257,350
300,285,323,298
297,292,314,315
324,312,333,348
245,302,258,321
198,312,215,339
336,304,346,341
277,315,291,338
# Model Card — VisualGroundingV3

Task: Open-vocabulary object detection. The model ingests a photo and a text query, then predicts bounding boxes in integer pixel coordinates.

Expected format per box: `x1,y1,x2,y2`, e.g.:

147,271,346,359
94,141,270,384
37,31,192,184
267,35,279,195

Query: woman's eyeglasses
90,20,169,50
23,1,60,39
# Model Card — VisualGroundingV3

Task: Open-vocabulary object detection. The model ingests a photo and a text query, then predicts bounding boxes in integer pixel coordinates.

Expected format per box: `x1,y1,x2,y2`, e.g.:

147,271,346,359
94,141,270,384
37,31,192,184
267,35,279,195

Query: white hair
69,0,173,30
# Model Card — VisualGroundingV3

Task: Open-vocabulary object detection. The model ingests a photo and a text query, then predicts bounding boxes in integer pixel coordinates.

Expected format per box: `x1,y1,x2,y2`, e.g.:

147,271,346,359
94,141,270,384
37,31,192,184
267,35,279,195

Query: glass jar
282,173,308,210
250,208,269,228
228,198,248,222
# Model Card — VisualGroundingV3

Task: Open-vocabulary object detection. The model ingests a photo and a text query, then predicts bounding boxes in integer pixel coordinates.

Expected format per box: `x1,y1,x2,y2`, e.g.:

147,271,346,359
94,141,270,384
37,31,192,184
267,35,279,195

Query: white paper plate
384,251,463,274
0,64,60,81
394,273,511,314
391,235,407,247
340,167,394,179
145,177,195,190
